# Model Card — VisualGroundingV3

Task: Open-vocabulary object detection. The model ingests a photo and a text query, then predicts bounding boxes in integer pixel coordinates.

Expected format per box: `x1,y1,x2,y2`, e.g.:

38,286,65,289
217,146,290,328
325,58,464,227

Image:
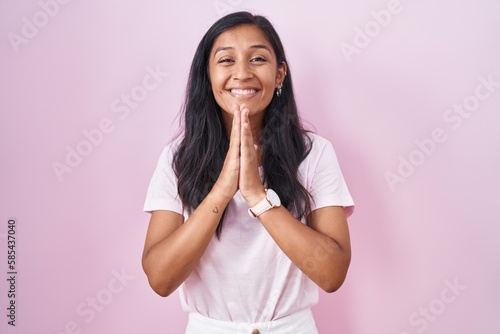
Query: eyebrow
213,44,272,57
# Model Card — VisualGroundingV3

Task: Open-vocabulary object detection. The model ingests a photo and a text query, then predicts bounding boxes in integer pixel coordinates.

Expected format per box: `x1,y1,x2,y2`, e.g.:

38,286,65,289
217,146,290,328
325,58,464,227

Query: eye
218,57,233,64
251,56,267,63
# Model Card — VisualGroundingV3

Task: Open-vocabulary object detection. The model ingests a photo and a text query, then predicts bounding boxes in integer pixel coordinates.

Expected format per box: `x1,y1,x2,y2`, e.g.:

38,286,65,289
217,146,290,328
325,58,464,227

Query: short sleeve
307,135,354,218
143,142,184,215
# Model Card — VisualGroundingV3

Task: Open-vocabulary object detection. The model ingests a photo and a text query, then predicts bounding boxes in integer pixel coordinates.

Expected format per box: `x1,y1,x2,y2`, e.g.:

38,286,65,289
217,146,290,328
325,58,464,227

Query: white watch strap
248,195,273,218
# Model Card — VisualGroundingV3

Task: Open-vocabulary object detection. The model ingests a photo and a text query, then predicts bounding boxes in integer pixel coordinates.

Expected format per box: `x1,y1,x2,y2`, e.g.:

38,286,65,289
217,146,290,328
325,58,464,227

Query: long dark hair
173,11,312,238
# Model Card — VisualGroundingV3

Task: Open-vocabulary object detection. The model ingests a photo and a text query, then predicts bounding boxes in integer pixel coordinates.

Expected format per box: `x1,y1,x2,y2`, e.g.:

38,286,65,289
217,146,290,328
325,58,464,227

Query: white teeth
231,89,257,95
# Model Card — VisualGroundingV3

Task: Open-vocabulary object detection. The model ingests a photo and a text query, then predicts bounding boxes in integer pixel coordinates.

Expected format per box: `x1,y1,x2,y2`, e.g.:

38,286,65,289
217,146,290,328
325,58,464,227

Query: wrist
244,189,267,207
247,189,282,218
210,182,235,205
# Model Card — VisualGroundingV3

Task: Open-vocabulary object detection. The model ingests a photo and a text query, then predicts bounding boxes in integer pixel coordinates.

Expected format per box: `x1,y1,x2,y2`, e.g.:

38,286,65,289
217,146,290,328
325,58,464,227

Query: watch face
267,189,281,207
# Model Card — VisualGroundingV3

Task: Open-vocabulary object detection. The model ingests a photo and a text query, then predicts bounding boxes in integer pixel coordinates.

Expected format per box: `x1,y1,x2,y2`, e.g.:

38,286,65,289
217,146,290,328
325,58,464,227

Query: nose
233,61,253,81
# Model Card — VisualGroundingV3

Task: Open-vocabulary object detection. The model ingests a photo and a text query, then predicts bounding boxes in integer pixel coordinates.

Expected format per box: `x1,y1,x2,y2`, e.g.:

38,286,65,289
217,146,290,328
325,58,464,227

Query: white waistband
185,308,318,334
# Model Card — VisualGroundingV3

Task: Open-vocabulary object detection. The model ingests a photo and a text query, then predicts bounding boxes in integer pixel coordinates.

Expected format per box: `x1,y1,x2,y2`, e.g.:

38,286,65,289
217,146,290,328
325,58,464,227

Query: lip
227,87,260,99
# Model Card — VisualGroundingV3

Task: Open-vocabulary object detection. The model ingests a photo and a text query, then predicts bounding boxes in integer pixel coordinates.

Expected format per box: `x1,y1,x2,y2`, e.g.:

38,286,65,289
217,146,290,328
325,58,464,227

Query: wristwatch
248,189,281,218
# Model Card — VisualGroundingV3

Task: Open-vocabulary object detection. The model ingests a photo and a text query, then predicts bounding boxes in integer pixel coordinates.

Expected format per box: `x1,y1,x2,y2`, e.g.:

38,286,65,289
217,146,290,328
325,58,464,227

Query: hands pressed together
213,104,267,207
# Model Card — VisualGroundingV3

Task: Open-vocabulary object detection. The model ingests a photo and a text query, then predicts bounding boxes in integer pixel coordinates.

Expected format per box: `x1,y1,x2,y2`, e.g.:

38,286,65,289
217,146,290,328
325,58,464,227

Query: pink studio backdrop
1,1,499,333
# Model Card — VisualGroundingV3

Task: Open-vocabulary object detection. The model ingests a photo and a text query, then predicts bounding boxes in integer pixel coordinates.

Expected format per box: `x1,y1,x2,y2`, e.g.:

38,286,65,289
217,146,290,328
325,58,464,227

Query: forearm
143,191,229,297
257,207,351,292
144,107,243,297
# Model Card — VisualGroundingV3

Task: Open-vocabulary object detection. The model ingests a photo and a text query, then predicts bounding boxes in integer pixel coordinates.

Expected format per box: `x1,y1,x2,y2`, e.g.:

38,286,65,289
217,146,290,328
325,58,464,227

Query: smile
229,88,259,98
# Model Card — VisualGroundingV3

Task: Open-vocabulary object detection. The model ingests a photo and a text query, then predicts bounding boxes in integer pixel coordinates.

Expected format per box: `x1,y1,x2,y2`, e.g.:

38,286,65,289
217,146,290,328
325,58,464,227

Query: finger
240,104,250,136
240,104,249,124
232,104,240,129
230,104,241,144
239,103,247,113
240,111,256,165
240,107,252,145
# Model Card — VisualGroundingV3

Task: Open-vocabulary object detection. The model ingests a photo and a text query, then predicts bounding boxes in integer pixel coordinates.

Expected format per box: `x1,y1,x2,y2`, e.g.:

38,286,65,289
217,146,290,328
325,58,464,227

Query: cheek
208,65,222,89
209,67,226,87
264,75,278,95
263,70,279,88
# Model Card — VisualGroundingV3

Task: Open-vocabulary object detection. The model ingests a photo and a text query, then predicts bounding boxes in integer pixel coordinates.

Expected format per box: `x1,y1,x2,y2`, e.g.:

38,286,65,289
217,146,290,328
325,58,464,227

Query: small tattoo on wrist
213,207,219,213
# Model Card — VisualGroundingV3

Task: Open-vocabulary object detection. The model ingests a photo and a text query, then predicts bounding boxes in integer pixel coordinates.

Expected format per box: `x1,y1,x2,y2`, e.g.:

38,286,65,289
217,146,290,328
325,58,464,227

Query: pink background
1,1,499,333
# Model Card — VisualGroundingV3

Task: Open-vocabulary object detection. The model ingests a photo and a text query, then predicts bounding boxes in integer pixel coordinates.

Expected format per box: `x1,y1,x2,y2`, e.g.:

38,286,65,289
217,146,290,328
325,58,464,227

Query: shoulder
307,132,331,147
161,136,183,157
299,132,342,177
155,136,183,169
305,132,336,158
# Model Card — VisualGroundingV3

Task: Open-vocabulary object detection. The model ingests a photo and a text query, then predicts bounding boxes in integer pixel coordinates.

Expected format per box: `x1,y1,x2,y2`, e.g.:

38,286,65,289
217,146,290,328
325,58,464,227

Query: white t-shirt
143,133,354,323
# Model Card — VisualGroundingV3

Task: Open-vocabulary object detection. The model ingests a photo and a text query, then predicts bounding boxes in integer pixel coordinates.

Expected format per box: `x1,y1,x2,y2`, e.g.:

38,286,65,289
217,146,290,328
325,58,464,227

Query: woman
142,11,354,334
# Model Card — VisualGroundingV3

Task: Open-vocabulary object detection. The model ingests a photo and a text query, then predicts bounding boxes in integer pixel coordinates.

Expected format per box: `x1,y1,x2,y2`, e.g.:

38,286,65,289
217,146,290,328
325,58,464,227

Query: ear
275,61,288,87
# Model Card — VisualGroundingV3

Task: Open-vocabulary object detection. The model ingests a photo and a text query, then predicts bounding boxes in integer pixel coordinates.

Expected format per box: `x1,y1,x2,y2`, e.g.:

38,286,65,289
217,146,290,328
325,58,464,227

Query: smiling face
208,24,286,125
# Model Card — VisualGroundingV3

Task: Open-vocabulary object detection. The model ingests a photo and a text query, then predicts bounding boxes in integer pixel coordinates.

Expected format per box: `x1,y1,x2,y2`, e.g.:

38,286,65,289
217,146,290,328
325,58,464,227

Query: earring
276,83,283,97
